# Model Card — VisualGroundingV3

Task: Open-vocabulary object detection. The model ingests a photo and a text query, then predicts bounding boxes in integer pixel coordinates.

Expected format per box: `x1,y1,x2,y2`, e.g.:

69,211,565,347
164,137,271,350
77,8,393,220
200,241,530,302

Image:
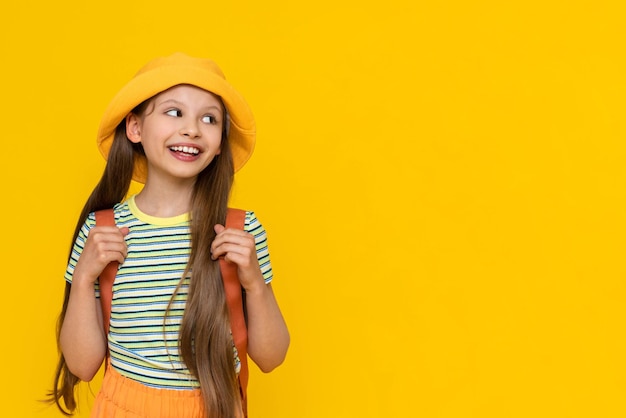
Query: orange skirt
90,364,204,418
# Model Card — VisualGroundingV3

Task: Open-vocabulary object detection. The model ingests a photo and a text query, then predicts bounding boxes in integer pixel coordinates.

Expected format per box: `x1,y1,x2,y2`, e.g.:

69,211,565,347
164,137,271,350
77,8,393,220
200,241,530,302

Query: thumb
214,224,225,234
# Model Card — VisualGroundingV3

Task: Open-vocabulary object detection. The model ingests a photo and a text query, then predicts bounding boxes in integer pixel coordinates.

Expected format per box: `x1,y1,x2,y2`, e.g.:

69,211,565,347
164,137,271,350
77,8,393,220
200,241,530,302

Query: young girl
48,52,290,418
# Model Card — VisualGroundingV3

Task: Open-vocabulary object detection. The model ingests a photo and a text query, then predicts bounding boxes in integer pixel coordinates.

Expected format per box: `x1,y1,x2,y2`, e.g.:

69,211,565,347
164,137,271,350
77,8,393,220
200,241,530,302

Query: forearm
59,276,107,381
244,282,289,372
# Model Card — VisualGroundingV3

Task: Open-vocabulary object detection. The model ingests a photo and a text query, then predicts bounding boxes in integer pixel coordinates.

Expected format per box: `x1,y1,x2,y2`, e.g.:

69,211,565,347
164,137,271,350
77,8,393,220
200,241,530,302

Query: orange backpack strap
95,209,118,341
220,208,249,417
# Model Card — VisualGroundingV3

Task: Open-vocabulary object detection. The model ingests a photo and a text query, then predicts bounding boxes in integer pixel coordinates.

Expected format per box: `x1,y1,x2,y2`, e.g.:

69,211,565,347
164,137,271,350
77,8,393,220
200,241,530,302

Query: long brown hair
47,99,240,418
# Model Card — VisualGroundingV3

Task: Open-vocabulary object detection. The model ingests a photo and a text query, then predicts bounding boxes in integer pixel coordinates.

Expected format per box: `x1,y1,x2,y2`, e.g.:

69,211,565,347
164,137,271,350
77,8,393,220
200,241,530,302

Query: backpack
95,208,249,416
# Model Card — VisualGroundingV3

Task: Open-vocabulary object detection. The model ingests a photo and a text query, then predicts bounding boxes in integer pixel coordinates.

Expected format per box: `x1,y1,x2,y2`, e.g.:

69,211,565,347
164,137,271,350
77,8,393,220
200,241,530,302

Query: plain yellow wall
1,1,625,417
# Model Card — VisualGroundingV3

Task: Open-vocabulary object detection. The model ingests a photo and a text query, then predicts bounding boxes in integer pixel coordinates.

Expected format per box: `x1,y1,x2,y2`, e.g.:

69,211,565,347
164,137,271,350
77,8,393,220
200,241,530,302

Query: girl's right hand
73,226,130,284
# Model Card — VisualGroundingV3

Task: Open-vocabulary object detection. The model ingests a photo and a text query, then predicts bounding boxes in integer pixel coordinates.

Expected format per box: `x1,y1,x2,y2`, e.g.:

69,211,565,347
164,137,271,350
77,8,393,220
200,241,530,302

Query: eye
202,115,217,124
165,109,182,117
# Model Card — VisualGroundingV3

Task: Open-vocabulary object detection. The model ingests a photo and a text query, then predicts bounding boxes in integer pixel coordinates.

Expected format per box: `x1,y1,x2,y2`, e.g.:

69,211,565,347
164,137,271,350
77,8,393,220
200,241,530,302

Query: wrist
242,278,268,296
71,272,98,289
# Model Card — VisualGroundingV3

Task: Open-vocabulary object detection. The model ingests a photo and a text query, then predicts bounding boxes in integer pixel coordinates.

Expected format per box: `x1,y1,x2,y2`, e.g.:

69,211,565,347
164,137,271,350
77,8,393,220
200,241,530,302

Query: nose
180,119,201,138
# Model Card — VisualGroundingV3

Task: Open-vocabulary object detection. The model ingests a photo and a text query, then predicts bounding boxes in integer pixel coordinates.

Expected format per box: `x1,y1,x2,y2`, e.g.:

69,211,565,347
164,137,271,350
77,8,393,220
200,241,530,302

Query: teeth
170,146,199,155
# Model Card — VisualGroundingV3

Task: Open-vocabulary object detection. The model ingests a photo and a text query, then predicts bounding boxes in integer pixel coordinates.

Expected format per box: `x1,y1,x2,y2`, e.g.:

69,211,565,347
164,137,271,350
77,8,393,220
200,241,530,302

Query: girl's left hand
211,224,265,291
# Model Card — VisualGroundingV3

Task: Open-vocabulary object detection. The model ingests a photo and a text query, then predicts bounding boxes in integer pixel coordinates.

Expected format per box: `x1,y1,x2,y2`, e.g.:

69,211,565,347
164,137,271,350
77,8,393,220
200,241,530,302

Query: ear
126,114,142,143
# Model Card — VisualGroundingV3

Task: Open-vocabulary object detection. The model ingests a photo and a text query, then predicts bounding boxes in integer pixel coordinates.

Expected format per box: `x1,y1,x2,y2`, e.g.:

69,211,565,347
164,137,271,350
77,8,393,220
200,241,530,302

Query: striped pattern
65,196,273,390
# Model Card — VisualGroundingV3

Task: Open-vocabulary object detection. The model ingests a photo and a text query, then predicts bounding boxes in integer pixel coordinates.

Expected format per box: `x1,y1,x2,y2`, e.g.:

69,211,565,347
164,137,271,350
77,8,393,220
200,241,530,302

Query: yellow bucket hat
96,52,255,183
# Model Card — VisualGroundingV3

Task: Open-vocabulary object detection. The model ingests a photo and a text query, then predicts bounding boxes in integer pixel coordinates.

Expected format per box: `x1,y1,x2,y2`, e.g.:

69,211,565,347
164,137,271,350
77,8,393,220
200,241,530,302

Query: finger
90,225,129,239
92,225,126,234
211,242,242,260
89,230,128,248
94,240,128,263
87,232,127,253
222,251,254,267
212,242,254,263
92,250,126,266
87,230,128,255
214,228,254,244
212,225,244,248
211,233,254,260
111,249,127,265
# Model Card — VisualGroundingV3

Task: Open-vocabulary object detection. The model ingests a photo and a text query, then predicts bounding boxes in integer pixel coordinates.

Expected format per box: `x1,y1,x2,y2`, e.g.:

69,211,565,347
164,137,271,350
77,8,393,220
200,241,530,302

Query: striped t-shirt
64,196,273,389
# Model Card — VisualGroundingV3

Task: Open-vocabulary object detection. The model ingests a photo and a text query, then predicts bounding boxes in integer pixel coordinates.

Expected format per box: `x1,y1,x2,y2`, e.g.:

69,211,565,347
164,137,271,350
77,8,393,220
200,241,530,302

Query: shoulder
244,210,260,230
112,200,133,224
91,201,132,223
82,211,97,231
84,201,131,230
241,210,268,237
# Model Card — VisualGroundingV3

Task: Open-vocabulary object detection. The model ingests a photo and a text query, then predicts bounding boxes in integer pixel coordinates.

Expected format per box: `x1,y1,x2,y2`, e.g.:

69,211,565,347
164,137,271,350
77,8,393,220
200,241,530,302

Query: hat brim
97,58,255,183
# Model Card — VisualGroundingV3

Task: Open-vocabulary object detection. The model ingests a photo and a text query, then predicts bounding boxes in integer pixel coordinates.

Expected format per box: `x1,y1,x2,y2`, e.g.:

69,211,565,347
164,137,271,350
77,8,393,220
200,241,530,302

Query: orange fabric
91,363,205,418
220,208,249,417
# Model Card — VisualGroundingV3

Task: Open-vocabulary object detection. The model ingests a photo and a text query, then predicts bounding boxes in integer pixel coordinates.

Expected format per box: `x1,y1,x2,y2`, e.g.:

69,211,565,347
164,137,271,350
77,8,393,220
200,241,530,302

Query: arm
212,223,289,372
60,275,107,381
60,224,129,381
242,281,290,372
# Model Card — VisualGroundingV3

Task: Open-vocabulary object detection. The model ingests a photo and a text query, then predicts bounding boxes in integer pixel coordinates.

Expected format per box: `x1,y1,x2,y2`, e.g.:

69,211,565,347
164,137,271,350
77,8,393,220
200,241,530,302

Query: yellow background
1,1,625,417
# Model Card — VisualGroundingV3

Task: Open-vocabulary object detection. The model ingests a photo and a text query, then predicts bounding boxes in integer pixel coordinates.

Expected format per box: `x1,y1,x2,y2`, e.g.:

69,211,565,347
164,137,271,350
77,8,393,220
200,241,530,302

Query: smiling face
126,84,225,187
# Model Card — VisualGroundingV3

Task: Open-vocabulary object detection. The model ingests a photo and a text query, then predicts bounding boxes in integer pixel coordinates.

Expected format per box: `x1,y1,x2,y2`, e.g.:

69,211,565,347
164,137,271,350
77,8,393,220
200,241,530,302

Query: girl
48,52,290,418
